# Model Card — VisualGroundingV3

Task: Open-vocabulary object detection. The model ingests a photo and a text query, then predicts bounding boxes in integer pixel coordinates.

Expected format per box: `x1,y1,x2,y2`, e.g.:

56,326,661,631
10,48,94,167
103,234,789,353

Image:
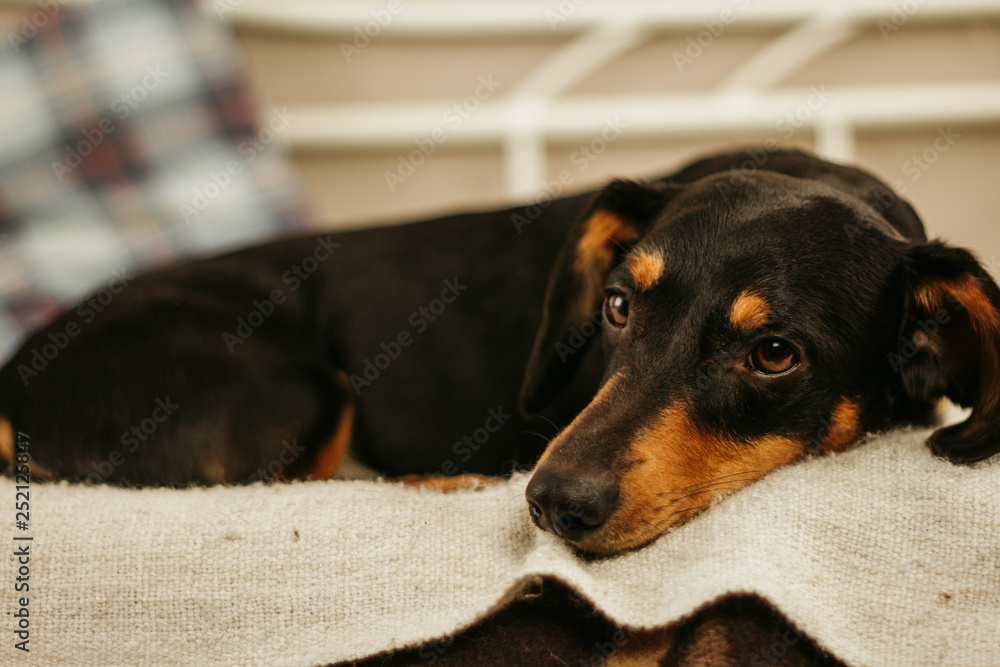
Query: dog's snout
525,466,618,542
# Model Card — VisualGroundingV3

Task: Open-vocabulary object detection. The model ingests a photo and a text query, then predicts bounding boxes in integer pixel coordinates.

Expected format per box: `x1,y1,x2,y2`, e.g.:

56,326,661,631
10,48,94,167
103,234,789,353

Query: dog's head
522,148,1000,555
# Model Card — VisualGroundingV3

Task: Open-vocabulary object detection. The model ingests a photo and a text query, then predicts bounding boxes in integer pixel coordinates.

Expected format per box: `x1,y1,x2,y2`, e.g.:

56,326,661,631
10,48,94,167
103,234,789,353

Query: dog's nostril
526,467,618,541
554,511,589,536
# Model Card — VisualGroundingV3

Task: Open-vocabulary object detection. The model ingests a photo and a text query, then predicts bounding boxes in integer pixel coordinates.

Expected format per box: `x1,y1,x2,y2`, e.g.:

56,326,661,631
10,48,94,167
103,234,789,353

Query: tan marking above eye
730,289,772,332
629,248,666,291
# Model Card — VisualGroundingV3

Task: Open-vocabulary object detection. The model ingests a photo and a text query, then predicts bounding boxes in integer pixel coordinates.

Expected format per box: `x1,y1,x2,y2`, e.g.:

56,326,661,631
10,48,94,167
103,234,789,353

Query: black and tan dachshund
2,146,998,556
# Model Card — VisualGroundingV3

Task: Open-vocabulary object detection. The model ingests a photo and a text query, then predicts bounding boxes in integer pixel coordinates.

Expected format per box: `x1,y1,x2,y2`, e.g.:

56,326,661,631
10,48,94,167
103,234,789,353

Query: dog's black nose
525,466,618,542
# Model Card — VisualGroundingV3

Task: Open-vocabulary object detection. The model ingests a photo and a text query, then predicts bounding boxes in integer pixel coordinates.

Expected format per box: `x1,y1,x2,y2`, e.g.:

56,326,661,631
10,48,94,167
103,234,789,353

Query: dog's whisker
670,503,711,517
521,430,553,444
501,490,529,510
659,475,762,496
663,473,766,496
677,469,769,493
666,483,753,504
532,413,560,432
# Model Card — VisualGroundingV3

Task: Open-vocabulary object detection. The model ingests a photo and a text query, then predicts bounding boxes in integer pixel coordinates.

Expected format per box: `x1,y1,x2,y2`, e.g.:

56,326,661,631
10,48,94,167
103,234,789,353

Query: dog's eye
749,338,799,374
604,293,629,328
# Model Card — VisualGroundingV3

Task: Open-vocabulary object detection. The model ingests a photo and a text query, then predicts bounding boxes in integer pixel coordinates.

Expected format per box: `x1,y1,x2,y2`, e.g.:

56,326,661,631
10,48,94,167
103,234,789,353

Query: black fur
1,147,996,498
520,148,1000,551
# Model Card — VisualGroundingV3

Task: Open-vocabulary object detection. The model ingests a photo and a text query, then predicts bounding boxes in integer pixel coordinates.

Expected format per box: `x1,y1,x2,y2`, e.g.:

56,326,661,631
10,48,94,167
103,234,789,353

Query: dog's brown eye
605,293,629,327
749,339,799,374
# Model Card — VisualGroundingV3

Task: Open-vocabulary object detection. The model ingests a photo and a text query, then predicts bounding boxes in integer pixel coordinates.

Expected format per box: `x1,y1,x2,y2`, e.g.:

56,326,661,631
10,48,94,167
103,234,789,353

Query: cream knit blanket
1,427,997,666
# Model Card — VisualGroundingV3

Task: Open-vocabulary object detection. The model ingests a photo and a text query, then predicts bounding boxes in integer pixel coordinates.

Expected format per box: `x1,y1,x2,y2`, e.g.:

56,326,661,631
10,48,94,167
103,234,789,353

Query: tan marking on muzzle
629,248,666,291
577,402,805,555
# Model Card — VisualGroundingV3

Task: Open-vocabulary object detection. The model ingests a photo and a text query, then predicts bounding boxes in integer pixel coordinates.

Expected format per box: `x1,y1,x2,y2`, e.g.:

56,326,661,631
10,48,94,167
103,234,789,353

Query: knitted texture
2,427,997,666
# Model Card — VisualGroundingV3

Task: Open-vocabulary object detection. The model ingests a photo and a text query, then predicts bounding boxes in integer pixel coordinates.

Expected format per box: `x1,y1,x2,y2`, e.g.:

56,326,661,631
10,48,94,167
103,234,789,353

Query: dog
1,147,997,557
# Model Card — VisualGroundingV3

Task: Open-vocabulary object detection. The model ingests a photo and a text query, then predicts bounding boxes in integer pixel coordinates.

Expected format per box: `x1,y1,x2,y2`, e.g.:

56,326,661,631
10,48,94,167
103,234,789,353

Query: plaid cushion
0,0,314,361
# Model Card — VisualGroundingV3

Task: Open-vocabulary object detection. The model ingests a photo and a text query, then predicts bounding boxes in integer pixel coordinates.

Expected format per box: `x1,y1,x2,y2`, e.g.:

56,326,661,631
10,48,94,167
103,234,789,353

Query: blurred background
1,0,999,359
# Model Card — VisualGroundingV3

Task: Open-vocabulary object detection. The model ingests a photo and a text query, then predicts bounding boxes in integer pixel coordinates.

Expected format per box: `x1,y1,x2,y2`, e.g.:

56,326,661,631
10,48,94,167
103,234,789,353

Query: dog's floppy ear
897,242,1000,463
520,179,679,414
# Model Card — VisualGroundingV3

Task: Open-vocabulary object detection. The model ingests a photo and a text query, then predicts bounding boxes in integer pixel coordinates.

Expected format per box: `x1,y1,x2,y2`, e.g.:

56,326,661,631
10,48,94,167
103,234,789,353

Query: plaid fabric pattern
0,0,314,361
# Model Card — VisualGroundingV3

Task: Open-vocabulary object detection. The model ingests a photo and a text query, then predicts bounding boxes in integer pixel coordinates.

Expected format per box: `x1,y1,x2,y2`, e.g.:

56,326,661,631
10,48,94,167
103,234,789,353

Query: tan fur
729,289,771,332
915,275,1000,335
581,402,805,555
915,275,1000,414
823,398,862,453
395,473,499,492
203,459,228,485
0,418,13,465
606,626,676,666
306,371,355,479
573,211,640,320
629,248,666,291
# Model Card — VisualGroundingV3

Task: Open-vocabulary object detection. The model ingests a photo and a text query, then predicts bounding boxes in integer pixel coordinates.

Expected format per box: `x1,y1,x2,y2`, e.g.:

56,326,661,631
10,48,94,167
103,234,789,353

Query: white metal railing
12,0,989,197
222,0,1000,37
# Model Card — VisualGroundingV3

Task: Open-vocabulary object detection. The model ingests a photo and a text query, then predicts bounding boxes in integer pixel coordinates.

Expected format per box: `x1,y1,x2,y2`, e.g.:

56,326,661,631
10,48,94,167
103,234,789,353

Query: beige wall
1,4,997,271
233,17,1000,275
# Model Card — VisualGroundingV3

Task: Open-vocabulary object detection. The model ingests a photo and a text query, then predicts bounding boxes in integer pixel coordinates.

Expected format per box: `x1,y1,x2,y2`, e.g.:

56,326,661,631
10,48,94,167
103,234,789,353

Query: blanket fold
2,428,998,666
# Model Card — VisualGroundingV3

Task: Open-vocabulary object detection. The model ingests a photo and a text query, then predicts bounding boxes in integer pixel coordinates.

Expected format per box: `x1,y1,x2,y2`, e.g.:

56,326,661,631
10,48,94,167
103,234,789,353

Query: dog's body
0,191,601,485
2,147,998,557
